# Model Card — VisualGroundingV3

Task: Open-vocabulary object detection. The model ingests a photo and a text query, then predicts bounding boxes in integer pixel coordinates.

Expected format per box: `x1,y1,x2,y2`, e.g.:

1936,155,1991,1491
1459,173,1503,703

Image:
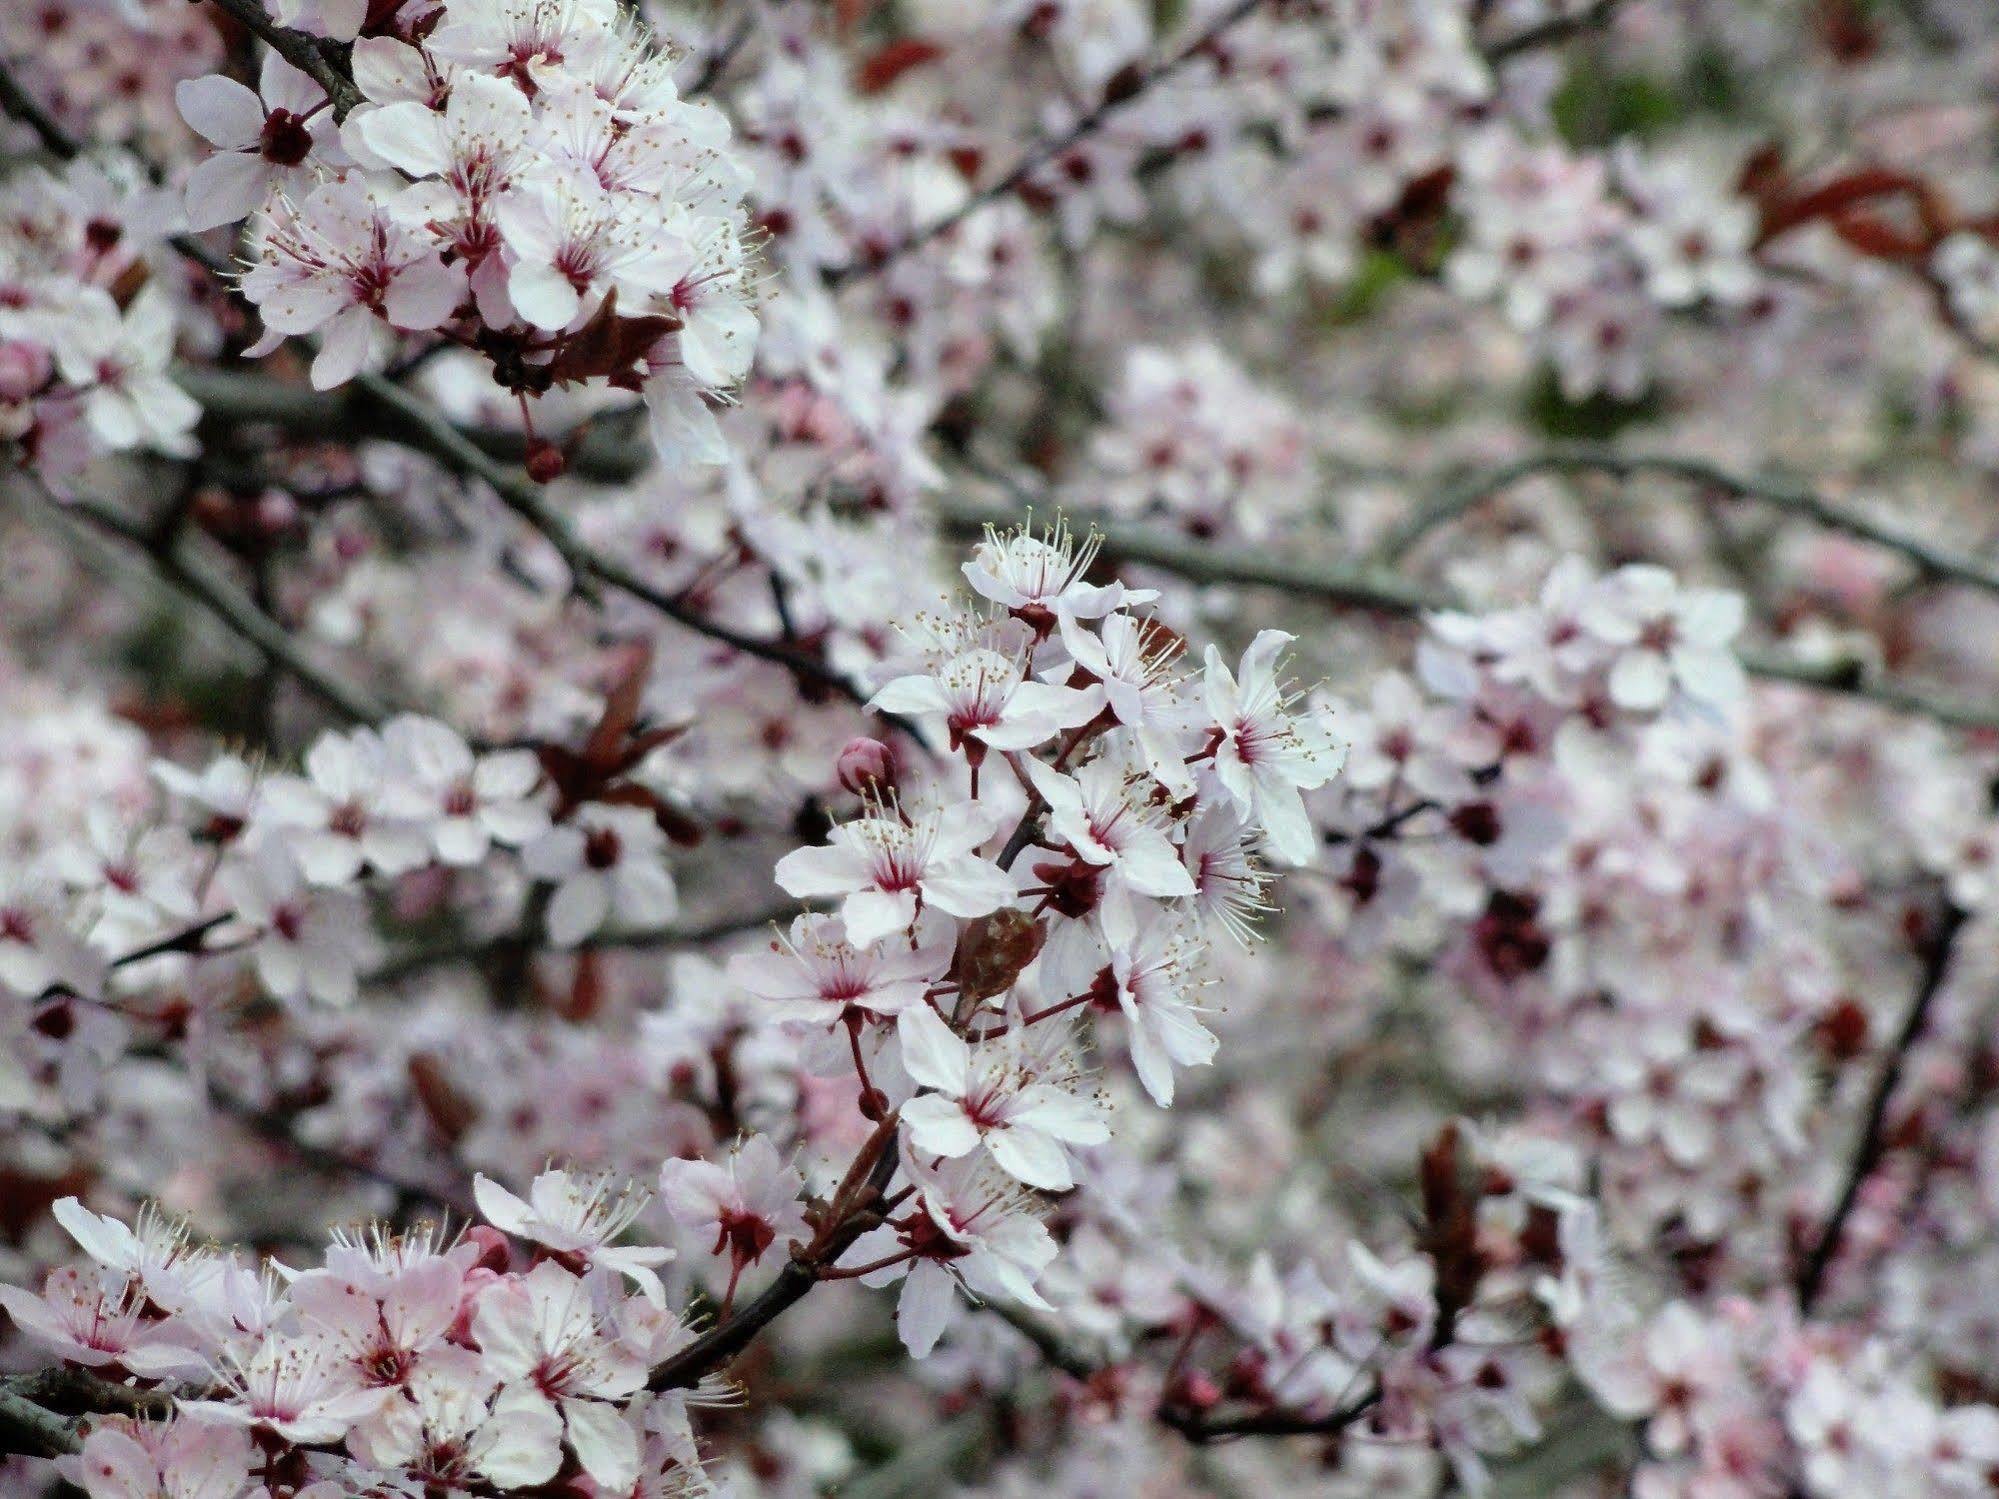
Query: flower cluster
0,158,199,463
186,0,759,466
14,0,1999,1494
10,1182,724,1497
1084,343,1316,544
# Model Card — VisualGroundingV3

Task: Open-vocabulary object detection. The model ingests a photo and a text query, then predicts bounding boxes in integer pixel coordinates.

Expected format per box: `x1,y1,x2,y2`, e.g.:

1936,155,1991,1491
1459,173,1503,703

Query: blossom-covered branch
10,1,1999,1496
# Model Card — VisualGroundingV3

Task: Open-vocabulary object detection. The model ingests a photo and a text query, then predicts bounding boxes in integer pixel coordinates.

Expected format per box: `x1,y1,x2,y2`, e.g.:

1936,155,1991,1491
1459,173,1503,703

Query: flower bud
0,340,51,403
524,437,566,484
837,736,896,797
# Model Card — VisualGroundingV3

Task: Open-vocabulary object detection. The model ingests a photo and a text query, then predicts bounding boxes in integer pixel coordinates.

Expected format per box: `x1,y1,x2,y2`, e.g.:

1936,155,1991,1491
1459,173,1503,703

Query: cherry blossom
175,54,340,231
657,1134,809,1300
1202,630,1348,865
852,1148,1060,1357
774,800,1013,946
473,1167,674,1303
899,1006,1109,1189
522,803,679,947
11,1,1999,1494
240,175,467,390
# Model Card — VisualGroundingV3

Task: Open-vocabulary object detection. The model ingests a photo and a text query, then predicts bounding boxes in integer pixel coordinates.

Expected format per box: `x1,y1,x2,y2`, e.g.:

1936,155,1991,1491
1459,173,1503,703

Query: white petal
896,1006,970,1092
175,75,263,148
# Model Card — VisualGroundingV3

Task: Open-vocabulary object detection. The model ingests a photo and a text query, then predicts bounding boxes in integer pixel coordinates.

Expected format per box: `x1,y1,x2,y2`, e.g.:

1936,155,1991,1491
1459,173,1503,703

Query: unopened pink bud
837,736,896,797
0,340,51,403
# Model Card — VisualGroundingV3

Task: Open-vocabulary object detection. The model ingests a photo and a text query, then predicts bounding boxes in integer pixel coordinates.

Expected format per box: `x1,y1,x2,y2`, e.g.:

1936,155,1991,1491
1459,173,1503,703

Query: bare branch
1373,448,1999,599
648,1113,903,1392
944,476,1999,732
0,1369,177,1461
827,0,1269,286
201,0,362,117
1795,899,1967,1312
26,480,390,726
1483,0,1626,62
0,56,75,160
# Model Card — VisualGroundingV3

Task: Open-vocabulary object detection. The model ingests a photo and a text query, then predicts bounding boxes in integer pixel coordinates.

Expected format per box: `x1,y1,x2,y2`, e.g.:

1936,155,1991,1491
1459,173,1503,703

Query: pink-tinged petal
1007,680,1104,730
919,858,1014,919
841,888,913,948
1607,650,1672,711
473,1172,533,1234
0,1283,67,1348
384,255,466,331
1124,1018,1178,1107
258,50,325,114
352,100,452,178
928,800,1002,858
350,37,430,102
1252,778,1316,867
988,1126,1072,1191
250,274,349,335
1015,1088,1109,1144
508,260,583,331
561,1398,640,1491
868,674,951,718
1119,832,1197,898
678,298,756,386
182,151,274,232
309,306,380,390
175,74,263,149
611,859,678,928
772,841,869,899
903,1095,987,1159
69,1428,157,1499
546,874,611,946
51,1198,141,1268
896,1006,969,1092
896,1261,957,1357
480,1386,564,1488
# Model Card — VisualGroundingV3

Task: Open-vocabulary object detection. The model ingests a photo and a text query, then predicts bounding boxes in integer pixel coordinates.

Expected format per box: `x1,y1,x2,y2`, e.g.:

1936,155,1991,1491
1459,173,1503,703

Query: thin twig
201,0,362,117
1159,1386,1382,1443
1373,448,1999,600
647,1113,903,1391
1795,900,1966,1312
0,1387,81,1461
0,1369,178,1461
944,476,1999,732
683,12,755,97
344,375,884,710
827,0,1269,285
1483,0,1625,62
368,891,812,984
0,55,74,159
35,484,389,726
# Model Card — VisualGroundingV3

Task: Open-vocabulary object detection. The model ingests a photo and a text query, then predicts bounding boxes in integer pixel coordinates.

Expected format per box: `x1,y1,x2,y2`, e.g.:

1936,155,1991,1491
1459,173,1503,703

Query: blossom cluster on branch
9,0,1999,1496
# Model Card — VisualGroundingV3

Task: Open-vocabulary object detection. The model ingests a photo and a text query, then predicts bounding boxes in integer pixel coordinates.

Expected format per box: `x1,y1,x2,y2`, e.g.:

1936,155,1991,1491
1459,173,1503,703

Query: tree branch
942,481,1999,732
0,1368,178,1461
1795,899,1967,1312
367,891,812,985
1483,0,1625,62
827,0,1269,285
0,1387,80,1461
0,55,75,160
201,0,362,118
648,1113,903,1392
1373,448,1999,601
296,373,882,711
988,1299,1380,1446
1159,1387,1382,1443
26,481,389,726
165,367,885,713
